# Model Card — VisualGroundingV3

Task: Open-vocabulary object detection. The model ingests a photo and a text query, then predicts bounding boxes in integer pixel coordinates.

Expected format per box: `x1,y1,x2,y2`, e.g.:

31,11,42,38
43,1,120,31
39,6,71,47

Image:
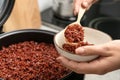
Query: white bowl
54,27,112,62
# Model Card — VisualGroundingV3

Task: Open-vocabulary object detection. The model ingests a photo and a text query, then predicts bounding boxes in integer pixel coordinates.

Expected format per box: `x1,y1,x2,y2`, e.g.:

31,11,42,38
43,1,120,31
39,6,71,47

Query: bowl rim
54,29,78,55
88,17,120,28
54,27,112,55
0,29,56,39
0,29,75,79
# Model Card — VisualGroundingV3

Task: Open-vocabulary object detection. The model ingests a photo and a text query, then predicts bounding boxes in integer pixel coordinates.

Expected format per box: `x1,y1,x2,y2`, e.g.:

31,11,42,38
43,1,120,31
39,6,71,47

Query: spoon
64,7,86,44
73,7,86,25
54,7,86,54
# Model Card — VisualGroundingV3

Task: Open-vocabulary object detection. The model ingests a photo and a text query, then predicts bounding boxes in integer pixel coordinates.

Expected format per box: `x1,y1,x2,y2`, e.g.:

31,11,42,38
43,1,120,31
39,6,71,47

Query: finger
57,56,111,74
81,1,89,8
75,45,111,56
76,59,112,74
86,0,98,5
58,56,113,74
74,0,82,15
74,5,79,15
82,0,98,8
57,56,80,71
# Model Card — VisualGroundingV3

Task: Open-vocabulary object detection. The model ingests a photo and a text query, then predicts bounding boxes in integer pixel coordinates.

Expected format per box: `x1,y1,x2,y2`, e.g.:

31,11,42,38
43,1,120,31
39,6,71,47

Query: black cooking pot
82,0,120,26
0,29,84,80
0,0,84,79
89,17,120,39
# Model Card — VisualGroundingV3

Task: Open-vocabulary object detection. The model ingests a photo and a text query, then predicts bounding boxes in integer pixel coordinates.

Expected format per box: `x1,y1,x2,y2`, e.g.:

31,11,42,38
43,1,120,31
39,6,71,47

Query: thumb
75,45,110,56
81,0,98,9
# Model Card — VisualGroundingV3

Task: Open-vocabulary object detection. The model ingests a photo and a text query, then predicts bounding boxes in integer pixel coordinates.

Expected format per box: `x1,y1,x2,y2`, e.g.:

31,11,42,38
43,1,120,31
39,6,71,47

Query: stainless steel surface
0,0,15,28
88,17,120,39
0,0,9,19
0,0,4,12
52,0,76,20
42,21,63,31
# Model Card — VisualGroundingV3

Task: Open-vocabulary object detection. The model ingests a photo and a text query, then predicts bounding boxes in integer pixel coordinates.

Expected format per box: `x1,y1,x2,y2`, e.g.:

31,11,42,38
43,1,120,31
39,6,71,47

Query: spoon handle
76,8,86,24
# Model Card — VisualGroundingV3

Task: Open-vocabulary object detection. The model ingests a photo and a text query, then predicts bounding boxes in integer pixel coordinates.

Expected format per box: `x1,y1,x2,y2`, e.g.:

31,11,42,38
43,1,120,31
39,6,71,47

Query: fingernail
82,1,89,8
75,47,85,55
56,57,62,62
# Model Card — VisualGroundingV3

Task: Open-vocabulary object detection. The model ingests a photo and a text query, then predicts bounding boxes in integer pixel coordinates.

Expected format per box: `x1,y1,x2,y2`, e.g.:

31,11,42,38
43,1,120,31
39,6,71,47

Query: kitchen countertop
40,25,60,33
84,70,120,80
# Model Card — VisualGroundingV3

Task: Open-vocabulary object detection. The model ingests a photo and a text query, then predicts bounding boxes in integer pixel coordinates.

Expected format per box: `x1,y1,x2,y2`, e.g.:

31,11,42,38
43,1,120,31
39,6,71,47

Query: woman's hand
74,0,98,15
57,40,120,74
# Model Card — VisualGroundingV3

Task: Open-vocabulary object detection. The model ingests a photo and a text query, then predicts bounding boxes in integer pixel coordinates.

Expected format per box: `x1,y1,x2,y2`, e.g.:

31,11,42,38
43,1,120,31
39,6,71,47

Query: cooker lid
0,0,15,27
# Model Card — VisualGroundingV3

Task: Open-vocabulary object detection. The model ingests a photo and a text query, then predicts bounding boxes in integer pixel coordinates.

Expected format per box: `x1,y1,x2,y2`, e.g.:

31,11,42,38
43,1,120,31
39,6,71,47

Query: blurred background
39,0,120,40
